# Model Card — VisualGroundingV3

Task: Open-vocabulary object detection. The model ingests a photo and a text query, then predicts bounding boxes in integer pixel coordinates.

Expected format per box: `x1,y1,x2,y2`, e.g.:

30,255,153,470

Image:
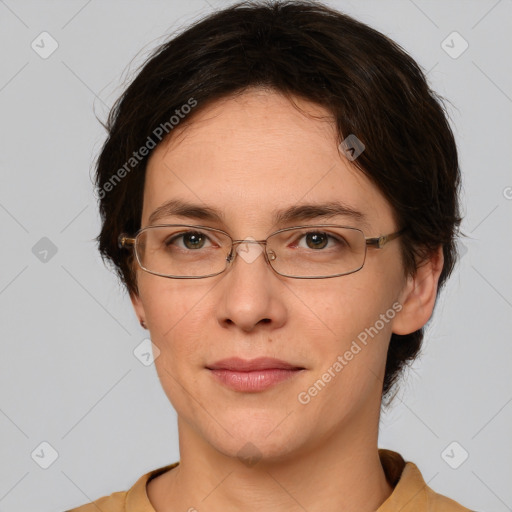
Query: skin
130,88,444,512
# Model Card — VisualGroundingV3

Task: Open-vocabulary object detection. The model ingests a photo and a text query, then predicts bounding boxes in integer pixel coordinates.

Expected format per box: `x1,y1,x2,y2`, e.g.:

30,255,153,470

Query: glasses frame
118,224,406,279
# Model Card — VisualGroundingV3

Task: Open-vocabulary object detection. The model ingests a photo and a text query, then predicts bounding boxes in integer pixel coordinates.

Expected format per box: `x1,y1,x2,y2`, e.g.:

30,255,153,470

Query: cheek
139,280,207,410
298,286,396,413
303,276,399,383
138,277,208,362
304,277,393,340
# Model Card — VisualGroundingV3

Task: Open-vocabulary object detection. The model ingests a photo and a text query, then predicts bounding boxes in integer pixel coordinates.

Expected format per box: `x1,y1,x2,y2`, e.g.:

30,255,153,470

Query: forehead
142,89,394,232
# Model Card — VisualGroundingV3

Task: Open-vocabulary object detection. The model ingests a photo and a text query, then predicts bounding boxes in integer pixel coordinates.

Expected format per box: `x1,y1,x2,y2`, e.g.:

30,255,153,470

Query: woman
67,1,473,510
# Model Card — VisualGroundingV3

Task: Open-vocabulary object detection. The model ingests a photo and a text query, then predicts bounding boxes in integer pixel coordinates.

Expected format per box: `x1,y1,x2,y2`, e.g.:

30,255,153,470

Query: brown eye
305,232,328,249
165,231,211,250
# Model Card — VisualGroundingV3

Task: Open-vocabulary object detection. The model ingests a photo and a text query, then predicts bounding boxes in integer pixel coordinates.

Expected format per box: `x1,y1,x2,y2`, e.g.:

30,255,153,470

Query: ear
392,245,444,335
130,291,147,329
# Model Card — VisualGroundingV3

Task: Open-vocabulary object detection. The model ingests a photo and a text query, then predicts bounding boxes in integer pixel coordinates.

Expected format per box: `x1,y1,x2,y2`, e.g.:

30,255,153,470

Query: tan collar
122,449,470,511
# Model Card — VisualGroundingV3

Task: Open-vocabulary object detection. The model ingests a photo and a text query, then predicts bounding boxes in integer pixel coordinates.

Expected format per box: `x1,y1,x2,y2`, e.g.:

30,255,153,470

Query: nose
216,239,286,332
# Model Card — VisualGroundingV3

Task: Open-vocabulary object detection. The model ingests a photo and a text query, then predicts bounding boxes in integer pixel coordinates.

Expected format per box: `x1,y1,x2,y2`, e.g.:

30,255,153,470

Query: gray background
0,0,511,510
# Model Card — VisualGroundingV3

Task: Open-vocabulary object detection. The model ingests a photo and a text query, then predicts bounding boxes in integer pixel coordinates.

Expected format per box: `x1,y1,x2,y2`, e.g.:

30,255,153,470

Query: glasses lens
267,226,366,278
136,226,231,277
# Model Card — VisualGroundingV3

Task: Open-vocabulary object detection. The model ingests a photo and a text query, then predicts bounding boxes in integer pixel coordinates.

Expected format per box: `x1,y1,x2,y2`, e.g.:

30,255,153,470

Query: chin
205,416,310,467
218,439,300,468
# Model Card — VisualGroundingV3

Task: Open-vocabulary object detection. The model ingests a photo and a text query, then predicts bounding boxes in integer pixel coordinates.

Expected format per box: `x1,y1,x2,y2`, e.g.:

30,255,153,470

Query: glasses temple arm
118,234,136,249
365,228,406,248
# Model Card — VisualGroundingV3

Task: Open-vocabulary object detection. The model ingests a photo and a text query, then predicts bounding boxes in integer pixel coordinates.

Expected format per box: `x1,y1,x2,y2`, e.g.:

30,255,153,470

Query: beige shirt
66,449,474,511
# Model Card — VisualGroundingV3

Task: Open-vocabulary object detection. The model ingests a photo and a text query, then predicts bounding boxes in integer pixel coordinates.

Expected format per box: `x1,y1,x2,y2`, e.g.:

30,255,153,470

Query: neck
148,406,393,512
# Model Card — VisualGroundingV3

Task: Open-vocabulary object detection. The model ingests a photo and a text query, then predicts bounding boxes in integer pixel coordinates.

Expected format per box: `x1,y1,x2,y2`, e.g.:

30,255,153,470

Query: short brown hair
94,0,462,403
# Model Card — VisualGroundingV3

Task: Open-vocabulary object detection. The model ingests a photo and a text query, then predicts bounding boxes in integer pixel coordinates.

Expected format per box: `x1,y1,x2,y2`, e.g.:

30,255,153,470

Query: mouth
206,357,305,392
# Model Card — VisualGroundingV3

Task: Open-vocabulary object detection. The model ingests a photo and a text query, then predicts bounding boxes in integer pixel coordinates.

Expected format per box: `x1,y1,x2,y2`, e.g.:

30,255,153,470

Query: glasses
118,224,405,279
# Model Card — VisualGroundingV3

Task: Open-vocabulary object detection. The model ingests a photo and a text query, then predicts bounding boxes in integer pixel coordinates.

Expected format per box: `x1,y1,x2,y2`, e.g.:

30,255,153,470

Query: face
131,88,411,464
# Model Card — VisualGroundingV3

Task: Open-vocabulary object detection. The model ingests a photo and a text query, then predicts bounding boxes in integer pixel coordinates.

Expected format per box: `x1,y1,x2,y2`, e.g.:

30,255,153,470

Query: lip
206,357,305,392
206,357,303,371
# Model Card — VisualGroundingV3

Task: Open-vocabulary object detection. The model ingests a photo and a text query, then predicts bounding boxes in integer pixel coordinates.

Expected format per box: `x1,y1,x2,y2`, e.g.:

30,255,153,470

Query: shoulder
400,460,475,511
64,462,179,512
65,490,127,512
378,449,475,512
424,484,477,511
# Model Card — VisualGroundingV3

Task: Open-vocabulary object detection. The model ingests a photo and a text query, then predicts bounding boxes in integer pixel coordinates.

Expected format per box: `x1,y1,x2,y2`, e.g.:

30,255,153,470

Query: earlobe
391,246,444,336
130,291,147,329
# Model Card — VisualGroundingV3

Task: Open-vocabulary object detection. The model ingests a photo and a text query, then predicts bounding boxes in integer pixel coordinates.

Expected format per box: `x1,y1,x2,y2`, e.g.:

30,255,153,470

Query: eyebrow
147,198,370,229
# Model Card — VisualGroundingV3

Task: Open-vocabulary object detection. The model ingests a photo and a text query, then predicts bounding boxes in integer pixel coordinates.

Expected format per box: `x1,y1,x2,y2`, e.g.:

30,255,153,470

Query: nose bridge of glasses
227,238,276,265
231,239,268,247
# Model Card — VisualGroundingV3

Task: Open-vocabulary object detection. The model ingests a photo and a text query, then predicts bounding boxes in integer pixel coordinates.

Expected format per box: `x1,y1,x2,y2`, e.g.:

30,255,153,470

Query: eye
165,230,213,250
294,231,348,250
303,232,328,250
